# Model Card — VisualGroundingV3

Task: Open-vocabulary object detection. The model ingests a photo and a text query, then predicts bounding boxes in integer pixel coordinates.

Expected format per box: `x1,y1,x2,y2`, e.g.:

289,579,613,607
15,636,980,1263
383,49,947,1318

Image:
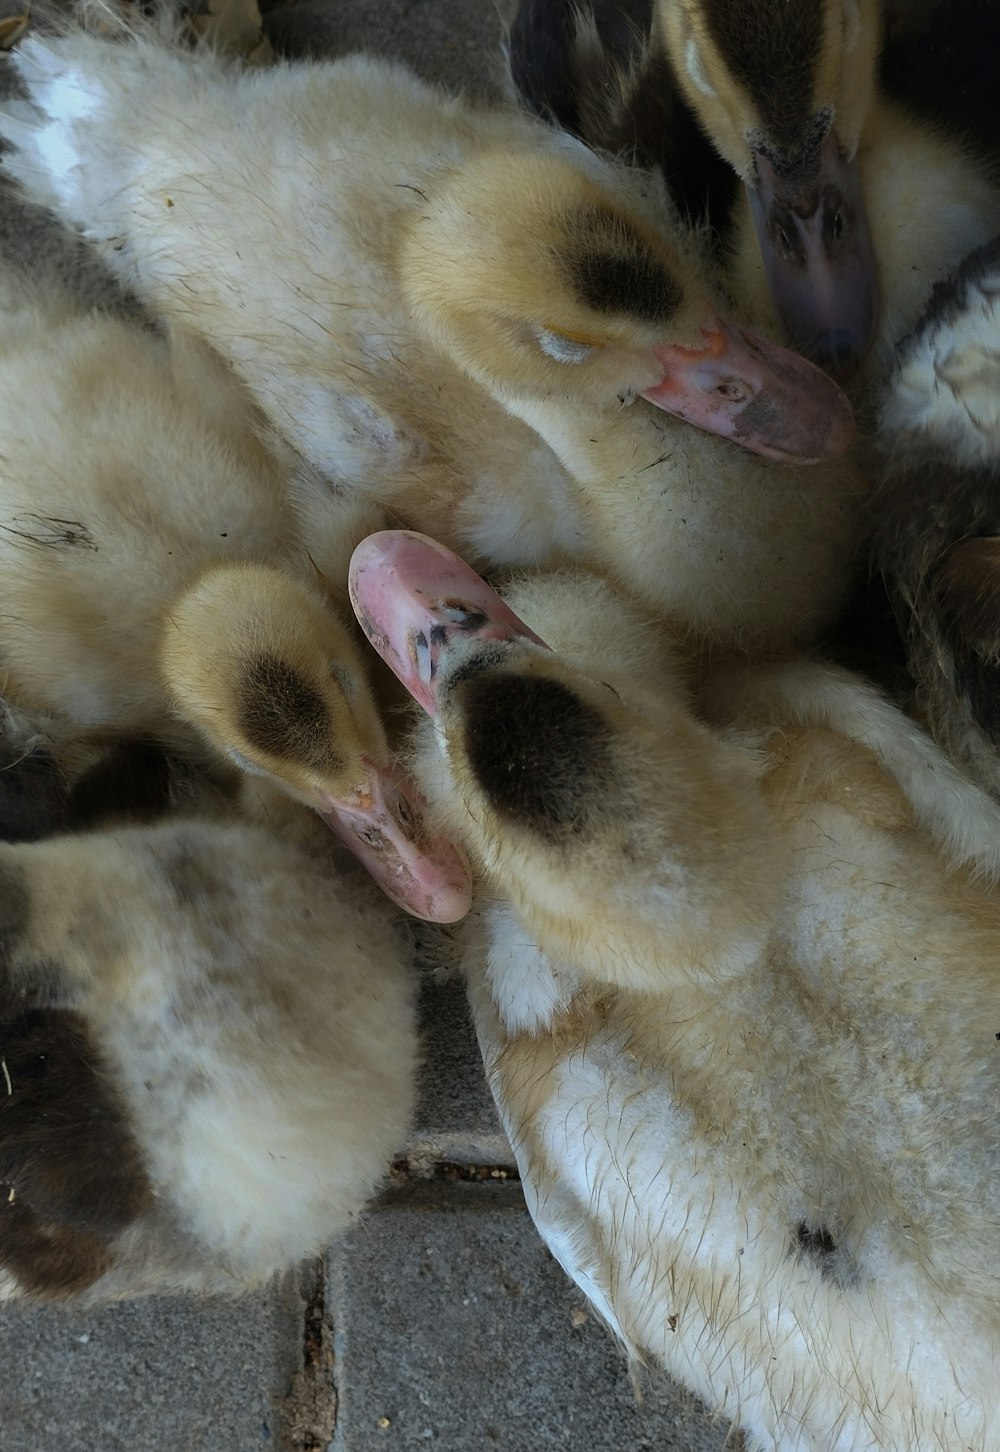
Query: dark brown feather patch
934,535,1000,741
934,535,1000,658
0,1007,152,1298
457,670,616,842
564,204,682,323
701,0,825,162
66,740,175,832
237,654,338,771
0,749,68,846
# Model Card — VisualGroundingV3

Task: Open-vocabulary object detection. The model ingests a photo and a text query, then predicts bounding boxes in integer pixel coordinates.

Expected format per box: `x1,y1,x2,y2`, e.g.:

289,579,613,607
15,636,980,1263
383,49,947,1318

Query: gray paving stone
0,1275,304,1452
328,1179,736,1452
407,969,515,1173
263,0,513,97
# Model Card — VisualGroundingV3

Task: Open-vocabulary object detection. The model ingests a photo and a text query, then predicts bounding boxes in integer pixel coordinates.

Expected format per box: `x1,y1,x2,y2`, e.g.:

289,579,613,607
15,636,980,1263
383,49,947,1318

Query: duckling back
0,706,419,1301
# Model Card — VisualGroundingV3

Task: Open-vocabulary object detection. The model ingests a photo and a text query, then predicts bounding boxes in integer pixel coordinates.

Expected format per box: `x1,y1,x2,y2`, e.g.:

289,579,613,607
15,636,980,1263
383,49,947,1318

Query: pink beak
641,313,855,462
349,531,545,718
747,134,880,379
350,531,546,717
321,755,471,923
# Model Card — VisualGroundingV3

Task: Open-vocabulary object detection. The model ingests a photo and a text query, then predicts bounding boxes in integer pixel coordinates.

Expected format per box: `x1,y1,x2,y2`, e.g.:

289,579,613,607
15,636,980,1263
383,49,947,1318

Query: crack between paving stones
390,1158,520,1183
281,1256,336,1452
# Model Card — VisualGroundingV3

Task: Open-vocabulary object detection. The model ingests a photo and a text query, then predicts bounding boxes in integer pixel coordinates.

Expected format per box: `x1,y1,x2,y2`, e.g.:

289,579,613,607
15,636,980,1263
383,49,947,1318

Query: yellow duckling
0,18,864,657
350,528,1000,1452
0,265,469,920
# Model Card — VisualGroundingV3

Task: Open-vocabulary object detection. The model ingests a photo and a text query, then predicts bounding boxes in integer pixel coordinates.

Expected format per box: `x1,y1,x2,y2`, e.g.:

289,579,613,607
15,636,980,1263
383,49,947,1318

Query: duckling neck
496,390,670,488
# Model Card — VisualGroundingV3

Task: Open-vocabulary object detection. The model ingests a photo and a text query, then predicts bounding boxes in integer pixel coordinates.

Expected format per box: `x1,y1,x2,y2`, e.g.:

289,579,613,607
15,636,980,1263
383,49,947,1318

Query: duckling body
0,704,418,1302
873,235,1000,802
351,532,1000,1452
0,26,861,657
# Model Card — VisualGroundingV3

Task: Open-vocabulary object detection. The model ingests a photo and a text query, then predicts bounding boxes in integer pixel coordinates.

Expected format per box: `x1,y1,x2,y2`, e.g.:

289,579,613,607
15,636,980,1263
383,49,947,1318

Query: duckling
0,20,864,658
0,699,419,1302
872,234,1000,804
0,266,469,920
509,0,1000,385
350,529,1000,1452
664,0,1000,388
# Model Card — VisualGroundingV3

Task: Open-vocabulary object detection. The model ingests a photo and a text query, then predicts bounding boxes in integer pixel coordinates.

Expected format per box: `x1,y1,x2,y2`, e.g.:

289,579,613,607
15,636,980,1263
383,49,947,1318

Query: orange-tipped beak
641,313,855,462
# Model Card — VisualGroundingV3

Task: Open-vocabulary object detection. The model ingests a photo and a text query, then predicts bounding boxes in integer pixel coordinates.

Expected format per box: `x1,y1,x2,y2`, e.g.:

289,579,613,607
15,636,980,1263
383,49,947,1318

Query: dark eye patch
564,204,682,323
702,0,825,161
458,672,616,842
237,654,338,771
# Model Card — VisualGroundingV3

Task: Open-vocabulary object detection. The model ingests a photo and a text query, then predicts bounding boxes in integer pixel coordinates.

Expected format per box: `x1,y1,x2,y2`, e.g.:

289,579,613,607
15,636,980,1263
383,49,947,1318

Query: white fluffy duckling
0,20,863,657
0,698,419,1302
349,528,1000,1452
0,265,470,920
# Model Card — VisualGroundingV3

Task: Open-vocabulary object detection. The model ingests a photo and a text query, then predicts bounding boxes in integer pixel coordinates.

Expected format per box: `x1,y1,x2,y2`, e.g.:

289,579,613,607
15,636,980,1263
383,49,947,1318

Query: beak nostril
715,380,749,403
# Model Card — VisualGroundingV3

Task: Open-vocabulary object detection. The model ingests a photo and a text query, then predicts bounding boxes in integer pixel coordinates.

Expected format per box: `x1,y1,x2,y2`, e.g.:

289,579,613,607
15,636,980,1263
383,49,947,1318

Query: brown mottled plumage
0,703,418,1302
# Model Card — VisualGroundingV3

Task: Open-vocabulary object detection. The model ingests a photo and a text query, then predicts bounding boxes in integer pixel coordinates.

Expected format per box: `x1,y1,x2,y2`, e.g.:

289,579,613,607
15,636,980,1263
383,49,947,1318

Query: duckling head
399,151,853,461
659,0,881,376
160,562,470,921
351,532,781,989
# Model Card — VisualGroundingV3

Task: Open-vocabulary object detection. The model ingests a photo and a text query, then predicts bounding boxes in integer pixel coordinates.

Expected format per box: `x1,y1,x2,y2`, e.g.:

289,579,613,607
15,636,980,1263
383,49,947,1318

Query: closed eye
536,327,597,364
